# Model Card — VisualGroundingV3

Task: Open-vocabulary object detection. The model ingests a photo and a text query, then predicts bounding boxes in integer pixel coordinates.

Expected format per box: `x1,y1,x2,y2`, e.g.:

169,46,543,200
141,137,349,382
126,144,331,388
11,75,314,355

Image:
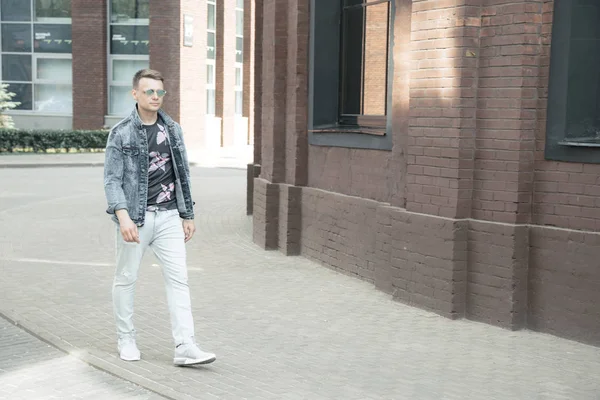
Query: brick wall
72,0,107,129
363,2,389,116
529,227,600,345
216,0,237,147
301,187,379,283
252,0,600,346
308,146,392,203
149,1,181,121
473,1,542,225
179,0,206,150
376,207,467,319
406,1,479,220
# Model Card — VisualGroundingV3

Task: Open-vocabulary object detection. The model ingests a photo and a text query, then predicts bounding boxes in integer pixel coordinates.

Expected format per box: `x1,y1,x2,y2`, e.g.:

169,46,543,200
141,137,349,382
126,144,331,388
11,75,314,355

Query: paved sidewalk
0,316,165,399
1,167,600,399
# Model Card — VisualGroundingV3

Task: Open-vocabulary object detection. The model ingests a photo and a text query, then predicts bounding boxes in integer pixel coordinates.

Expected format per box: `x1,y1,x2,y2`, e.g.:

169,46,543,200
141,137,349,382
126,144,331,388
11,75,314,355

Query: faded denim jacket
103,105,195,227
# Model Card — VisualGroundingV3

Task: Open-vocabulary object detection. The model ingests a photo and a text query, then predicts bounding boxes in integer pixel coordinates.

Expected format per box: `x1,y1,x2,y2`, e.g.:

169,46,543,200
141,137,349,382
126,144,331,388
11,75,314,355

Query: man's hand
116,209,140,243
183,219,196,243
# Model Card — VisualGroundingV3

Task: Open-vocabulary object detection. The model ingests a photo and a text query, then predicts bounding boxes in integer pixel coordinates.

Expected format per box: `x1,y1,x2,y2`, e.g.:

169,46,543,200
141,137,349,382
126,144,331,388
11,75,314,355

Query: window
546,0,600,163
206,0,216,115
108,0,149,115
308,0,393,150
234,0,243,115
0,0,72,113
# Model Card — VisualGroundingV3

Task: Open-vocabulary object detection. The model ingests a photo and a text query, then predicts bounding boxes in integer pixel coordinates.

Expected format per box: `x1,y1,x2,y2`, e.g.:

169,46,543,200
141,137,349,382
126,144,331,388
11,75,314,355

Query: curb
0,308,192,400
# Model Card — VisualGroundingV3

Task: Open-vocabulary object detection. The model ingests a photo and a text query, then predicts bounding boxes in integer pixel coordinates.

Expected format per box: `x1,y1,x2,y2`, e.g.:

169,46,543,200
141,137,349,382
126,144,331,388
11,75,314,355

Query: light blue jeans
113,209,195,346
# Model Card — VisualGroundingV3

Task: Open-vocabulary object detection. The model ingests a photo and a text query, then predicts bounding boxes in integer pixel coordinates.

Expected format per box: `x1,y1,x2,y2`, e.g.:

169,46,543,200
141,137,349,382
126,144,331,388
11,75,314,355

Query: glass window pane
35,0,71,20
362,2,388,115
110,25,149,55
206,63,214,85
34,83,72,113
340,6,364,115
236,9,243,36
237,0,243,9
236,37,243,63
1,0,31,21
34,24,72,53
113,59,148,82
111,0,149,22
2,54,32,81
207,3,215,30
207,31,215,59
2,24,32,52
109,85,134,115
6,83,32,110
235,66,241,87
564,2,600,139
206,89,215,115
37,58,71,82
235,90,242,115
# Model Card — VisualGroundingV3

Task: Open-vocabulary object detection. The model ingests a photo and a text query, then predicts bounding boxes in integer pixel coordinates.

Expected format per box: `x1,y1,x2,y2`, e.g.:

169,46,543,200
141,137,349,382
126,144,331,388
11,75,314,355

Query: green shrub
0,129,109,153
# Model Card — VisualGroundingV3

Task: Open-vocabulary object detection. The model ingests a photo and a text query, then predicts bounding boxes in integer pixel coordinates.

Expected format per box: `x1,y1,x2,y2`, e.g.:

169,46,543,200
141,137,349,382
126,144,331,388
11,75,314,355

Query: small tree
0,83,20,129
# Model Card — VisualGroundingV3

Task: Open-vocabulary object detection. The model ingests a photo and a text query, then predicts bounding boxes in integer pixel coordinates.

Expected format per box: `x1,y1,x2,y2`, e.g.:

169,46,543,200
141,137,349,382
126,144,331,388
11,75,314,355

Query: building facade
249,0,600,347
0,0,254,157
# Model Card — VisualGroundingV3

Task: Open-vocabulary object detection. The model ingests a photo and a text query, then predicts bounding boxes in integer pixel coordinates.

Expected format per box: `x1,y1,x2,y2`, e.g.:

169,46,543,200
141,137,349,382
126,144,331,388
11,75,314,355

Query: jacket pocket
122,146,139,156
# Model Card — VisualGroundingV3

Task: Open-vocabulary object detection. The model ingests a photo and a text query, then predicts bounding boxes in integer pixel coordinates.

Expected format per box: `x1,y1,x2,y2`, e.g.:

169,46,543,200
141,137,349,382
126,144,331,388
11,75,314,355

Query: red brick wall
216,0,237,147
253,0,600,346
363,2,389,116
149,1,181,121
308,147,392,203
72,0,107,129
179,0,206,150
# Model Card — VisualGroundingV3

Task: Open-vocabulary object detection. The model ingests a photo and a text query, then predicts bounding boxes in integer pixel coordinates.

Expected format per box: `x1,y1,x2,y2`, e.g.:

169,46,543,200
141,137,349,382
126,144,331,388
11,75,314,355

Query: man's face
132,77,165,113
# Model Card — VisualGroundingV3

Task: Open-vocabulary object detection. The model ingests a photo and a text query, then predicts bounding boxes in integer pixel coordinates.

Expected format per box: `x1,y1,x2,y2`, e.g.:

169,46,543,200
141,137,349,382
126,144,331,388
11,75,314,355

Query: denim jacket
103,106,195,226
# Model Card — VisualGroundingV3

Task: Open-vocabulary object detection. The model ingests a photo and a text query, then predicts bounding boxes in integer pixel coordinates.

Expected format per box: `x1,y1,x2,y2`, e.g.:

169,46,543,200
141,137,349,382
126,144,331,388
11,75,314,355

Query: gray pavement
1,165,600,399
0,316,166,399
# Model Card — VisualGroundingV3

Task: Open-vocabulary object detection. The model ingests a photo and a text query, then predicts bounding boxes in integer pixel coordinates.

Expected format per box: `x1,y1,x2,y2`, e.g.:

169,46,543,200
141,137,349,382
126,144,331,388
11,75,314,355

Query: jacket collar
130,104,175,130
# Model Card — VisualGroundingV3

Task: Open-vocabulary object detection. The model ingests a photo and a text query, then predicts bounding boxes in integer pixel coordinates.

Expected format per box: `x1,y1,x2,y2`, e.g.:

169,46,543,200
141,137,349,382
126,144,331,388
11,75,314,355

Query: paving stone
0,166,600,399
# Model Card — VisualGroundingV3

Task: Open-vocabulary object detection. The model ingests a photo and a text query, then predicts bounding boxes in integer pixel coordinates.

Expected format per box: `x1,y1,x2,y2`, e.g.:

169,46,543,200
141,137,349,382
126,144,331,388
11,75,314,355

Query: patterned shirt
145,119,177,210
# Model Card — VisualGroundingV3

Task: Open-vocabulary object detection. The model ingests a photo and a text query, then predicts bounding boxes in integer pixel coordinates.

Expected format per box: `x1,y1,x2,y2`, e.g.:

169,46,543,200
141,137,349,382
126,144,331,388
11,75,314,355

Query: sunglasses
140,89,167,97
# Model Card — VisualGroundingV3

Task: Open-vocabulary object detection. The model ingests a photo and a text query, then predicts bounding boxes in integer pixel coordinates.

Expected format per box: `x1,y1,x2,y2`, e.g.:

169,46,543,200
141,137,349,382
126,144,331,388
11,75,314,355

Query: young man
103,69,215,366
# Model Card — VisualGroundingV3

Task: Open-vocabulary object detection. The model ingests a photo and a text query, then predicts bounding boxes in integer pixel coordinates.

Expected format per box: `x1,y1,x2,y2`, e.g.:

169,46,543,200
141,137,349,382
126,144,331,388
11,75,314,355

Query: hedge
0,129,109,153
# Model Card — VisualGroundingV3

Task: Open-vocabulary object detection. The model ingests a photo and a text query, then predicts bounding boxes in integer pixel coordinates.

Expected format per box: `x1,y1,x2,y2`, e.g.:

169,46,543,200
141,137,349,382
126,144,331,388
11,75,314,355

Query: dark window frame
546,0,600,163
308,0,394,150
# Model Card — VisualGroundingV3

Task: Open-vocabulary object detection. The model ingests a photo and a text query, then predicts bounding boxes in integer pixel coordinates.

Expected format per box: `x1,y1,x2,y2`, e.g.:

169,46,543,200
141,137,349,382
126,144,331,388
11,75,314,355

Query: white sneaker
174,343,216,366
118,336,141,361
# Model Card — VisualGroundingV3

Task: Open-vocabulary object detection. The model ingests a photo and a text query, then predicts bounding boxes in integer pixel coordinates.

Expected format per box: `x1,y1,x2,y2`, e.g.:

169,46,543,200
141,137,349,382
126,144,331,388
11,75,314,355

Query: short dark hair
133,69,164,88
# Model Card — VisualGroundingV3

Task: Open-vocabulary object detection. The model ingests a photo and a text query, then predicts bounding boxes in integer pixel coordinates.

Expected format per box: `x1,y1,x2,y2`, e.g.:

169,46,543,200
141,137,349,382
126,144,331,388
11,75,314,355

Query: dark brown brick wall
278,185,302,255
529,227,600,346
377,208,468,319
301,187,379,283
285,0,309,187
72,0,107,129
308,146,392,203
149,1,181,121
252,0,600,347
253,0,263,165
259,0,287,183
406,1,479,220
253,178,279,250
473,1,542,225
467,222,529,329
